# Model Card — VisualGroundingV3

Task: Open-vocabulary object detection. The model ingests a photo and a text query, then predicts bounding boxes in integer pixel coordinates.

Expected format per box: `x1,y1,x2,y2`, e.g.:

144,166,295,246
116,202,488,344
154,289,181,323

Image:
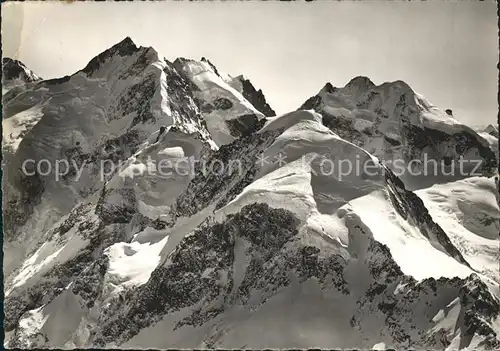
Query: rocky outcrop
3,172,46,241
80,36,141,77
171,127,279,219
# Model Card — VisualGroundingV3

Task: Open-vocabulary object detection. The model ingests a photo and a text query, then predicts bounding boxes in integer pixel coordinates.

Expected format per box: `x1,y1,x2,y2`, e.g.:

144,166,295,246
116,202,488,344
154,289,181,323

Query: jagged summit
116,36,136,49
108,36,141,55
2,57,41,85
299,76,497,187
319,82,336,94
322,76,413,95
483,124,499,138
345,75,375,90
2,36,276,152
237,76,276,117
173,56,220,78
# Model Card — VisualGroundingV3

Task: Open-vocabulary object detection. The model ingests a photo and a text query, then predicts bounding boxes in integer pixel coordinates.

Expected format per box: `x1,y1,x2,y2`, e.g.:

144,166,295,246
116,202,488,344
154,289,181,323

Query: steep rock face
384,167,471,268
2,57,41,88
300,78,497,189
416,176,500,283
3,126,211,339
4,40,499,350
91,203,301,347
80,37,142,77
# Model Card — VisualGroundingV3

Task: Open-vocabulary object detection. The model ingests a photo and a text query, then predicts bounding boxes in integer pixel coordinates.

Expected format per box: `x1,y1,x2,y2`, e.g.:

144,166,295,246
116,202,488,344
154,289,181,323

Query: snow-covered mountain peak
300,77,497,188
79,36,157,79
379,79,413,92
172,56,229,86
2,38,279,280
116,36,136,49
2,57,41,91
171,56,271,144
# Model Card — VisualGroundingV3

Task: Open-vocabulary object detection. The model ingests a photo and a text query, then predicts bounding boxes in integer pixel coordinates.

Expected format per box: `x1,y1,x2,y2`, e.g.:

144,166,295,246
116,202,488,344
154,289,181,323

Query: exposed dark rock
225,114,264,138
385,135,401,146
60,130,143,188
200,102,215,114
321,112,365,146
92,203,300,346
118,46,153,79
163,60,212,140
57,203,95,236
5,211,134,335
323,82,337,94
458,275,500,349
70,255,110,309
245,245,350,302
172,129,279,219
81,37,140,76
403,124,497,174
3,172,46,241
300,82,496,179
116,72,157,125
299,94,322,111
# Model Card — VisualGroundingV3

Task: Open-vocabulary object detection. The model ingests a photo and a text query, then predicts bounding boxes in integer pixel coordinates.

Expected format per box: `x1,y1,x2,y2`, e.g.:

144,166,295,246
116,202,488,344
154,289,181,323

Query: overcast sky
2,1,498,126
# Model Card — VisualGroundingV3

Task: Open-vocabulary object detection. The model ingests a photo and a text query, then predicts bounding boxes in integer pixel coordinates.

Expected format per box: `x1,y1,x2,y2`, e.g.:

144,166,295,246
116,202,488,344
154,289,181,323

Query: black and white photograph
1,0,499,349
